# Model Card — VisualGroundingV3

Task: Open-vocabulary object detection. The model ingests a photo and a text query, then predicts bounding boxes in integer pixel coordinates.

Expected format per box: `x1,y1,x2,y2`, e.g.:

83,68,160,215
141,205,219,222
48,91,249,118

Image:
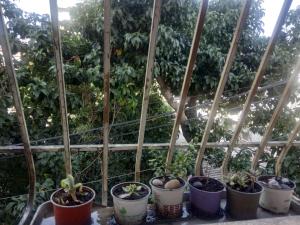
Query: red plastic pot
50,186,95,225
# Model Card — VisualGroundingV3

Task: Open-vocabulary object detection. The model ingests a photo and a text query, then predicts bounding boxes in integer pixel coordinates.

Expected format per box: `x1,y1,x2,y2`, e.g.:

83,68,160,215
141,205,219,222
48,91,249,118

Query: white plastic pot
111,182,151,225
258,176,295,214
150,177,186,218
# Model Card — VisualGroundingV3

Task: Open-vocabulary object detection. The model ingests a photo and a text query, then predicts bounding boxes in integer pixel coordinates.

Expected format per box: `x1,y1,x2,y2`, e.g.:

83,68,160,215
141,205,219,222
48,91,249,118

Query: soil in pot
111,182,151,225
258,176,295,213
191,177,224,192
112,183,149,200
150,176,186,219
151,176,184,189
226,180,262,220
189,176,224,218
258,176,294,189
53,188,93,206
51,186,95,225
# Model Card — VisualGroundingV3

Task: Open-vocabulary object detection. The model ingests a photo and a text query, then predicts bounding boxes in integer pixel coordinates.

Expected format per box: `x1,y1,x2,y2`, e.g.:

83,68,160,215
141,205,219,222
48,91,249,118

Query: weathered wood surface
0,5,36,225
135,0,162,182
101,0,111,206
49,0,72,175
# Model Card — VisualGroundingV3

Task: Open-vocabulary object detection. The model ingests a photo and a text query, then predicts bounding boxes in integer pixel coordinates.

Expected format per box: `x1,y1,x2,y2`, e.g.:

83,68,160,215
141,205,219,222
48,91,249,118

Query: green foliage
120,184,142,199
226,171,258,191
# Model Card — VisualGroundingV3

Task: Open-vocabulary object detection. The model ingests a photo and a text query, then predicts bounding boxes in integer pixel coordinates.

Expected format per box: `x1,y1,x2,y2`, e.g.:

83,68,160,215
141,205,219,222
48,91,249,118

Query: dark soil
259,176,294,189
113,183,149,200
227,182,262,193
191,177,224,192
152,176,184,189
53,188,93,206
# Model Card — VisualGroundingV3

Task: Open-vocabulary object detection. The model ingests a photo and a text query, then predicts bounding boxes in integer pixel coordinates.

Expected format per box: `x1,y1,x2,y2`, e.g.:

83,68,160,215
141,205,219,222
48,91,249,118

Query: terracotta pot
188,176,224,218
226,182,262,220
111,182,151,225
150,177,186,218
258,175,295,214
51,186,95,225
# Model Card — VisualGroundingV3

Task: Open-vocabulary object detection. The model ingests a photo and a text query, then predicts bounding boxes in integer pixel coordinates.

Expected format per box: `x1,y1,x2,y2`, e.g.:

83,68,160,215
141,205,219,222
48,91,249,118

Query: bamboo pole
165,0,208,172
195,0,252,176
252,56,300,170
221,0,292,175
275,121,300,176
135,0,162,182
49,0,72,175
1,141,300,153
0,5,36,225
102,0,111,206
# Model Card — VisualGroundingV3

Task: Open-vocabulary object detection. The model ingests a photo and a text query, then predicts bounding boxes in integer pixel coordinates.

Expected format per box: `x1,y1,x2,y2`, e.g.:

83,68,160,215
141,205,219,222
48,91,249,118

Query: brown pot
51,186,95,225
226,182,262,220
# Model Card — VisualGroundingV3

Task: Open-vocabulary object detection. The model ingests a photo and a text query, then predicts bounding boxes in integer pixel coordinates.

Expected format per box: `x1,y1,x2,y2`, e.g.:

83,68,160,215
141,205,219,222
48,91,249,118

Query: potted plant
111,182,151,225
258,175,295,213
51,175,95,225
188,176,224,218
225,172,262,220
291,194,300,214
150,175,186,218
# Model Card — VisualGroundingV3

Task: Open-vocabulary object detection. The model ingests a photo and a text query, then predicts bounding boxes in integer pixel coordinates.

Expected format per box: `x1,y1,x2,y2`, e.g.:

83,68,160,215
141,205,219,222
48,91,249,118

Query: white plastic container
150,177,186,218
111,182,151,225
258,176,295,214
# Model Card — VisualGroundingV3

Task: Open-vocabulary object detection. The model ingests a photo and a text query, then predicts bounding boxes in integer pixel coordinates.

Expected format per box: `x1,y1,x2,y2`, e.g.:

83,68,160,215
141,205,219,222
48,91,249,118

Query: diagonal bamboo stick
165,0,208,172
195,0,252,176
135,0,162,182
252,56,300,170
275,120,300,176
221,0,292,175
0,5,36,225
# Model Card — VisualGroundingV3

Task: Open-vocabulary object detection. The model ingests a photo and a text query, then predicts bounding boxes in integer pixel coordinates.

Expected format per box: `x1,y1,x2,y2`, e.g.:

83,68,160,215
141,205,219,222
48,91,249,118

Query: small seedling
60,175,83,204
119,184,142,199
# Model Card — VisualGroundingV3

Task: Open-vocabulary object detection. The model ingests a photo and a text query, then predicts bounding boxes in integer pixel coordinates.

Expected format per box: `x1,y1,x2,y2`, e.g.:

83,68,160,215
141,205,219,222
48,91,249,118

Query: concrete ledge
203,216,300,225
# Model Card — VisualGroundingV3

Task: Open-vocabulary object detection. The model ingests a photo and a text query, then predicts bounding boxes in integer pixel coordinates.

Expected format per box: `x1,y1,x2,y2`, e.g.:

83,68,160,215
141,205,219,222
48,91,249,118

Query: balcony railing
0,0,300,224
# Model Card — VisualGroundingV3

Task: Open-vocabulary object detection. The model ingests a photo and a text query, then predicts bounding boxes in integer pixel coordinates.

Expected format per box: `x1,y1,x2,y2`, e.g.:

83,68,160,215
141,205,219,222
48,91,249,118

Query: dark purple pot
188,176,224,217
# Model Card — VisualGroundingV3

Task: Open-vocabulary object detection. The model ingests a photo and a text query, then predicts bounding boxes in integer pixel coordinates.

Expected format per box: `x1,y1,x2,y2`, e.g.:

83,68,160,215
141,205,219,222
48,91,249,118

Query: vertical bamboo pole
275,121,300,176
252,56,300,170
165,0,208,172
135,0,162,182
102,0,111,206
0,5,36,225
194,0,252,176
221,0,292,175
49,0,72,175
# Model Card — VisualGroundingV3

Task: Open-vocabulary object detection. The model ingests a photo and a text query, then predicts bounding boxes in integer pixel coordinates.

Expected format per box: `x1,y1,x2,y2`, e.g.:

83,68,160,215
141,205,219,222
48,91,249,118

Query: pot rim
226,182,263,195
110,181,151,202
149,176,186,191
51,186,95,208
188,176,225,193
257,175,296,191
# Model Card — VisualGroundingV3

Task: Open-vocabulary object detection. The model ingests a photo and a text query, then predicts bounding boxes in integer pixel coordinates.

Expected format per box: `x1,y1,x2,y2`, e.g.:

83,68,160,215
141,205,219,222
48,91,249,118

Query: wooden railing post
102,0,111,206
165,0,208,172
221,0,292,175
195,0,252,176
135,0,162,182
49,0,72,176
0,5,36,225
